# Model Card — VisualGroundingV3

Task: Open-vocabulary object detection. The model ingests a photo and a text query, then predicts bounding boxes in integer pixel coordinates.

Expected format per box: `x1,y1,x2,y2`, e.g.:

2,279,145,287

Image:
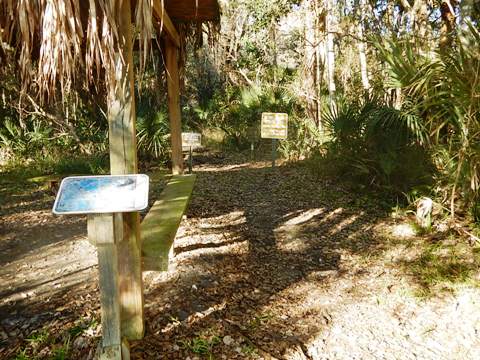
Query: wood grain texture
106,0,144,340
165,39,184,175
152,0,181,47
89,214,122,359
142,174,196,271
98,344,122,360
164,0,220,22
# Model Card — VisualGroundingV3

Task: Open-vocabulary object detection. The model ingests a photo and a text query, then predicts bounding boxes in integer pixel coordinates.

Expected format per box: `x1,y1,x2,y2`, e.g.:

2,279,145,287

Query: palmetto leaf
376,21,480,217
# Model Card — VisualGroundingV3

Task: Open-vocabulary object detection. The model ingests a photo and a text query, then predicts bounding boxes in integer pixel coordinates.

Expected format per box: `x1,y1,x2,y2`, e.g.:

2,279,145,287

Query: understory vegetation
2,3,480,358
1,0,479,228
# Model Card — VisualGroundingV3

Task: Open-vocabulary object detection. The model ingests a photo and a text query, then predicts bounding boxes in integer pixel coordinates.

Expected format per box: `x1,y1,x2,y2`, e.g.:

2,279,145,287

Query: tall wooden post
165,38,184,175
107,0,144,340
88,214,122,359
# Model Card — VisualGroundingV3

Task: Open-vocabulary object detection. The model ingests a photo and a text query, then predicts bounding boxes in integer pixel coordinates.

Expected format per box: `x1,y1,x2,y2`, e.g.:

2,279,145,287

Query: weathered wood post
271,139,277,168
106,0,144,341
88,214,122,358
165,38,184,175
86,0,144,354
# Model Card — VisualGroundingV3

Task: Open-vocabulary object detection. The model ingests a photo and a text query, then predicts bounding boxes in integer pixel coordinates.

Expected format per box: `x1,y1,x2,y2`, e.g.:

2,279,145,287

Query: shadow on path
134,160,390,358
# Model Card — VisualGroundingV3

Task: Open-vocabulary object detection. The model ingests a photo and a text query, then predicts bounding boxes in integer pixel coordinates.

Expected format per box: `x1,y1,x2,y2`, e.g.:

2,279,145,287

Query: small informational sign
52,175,149,215
261,113,288,139
182,132,202,150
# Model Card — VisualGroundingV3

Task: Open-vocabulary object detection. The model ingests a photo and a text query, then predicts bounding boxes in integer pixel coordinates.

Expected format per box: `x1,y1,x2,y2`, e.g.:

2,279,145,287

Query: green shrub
136,110,171,161
53,155,109,175
196,84,308,151
376,23,480,218
315,96,433,195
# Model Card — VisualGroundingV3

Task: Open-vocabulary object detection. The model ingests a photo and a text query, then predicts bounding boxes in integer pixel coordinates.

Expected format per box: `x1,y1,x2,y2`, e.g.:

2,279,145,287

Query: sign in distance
261,113,288,139
52,174,149,215
182,132,202,150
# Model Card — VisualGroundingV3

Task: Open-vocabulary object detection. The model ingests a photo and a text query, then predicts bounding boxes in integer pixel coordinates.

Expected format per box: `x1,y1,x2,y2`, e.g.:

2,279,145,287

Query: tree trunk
414,0,430,54
271,19,278,84
325,0,336,110
106,0,144,340
303,0,319,126
357,0,370,92
440,0,458,52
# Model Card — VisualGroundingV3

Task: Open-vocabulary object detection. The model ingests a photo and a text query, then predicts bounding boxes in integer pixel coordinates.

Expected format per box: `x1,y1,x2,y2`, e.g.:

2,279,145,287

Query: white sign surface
53,175,149,215
182,132,202,150
261,113,288,139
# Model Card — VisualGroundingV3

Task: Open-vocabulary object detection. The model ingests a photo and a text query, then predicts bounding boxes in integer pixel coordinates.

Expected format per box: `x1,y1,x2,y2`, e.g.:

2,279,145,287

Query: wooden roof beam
152,0,181,47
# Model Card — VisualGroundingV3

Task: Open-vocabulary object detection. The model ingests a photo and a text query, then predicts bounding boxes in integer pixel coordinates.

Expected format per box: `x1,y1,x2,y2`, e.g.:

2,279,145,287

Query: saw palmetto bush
378,23,480,219
197,84,306,151
319,95,432,194
136,109,171,161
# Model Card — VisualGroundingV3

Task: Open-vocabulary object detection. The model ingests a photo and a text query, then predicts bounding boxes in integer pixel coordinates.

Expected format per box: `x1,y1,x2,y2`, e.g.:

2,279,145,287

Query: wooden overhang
164,0,220,22
152,0,181,47
138,0,220,48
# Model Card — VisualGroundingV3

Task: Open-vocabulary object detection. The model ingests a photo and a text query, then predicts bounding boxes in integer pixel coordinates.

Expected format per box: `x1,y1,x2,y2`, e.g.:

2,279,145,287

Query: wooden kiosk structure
1,0,219,358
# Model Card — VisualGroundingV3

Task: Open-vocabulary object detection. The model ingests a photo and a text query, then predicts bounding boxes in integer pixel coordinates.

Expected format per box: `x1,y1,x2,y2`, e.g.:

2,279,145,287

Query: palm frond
1,0,156,101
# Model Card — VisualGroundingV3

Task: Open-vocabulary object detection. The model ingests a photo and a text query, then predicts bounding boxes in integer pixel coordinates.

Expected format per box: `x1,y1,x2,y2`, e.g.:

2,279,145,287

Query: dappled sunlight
196,210,247,229
196,161,272,173
3,158,480,359
325,213,362,236
275,208,325,252
0,192,87,267
174,234,249,260
173,210,249,258
0,237,96,305
391,223,417,239
281,208,326,226
396,240,480,298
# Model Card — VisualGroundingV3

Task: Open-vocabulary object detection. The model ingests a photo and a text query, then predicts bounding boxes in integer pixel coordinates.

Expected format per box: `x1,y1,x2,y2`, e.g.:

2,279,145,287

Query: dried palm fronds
37,0,83,98
135,0,154,73
1,0,220,103
1,0,156,101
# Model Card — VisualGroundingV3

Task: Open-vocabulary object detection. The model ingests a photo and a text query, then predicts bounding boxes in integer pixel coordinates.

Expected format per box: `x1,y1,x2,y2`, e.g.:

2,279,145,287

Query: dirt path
1,157,480,359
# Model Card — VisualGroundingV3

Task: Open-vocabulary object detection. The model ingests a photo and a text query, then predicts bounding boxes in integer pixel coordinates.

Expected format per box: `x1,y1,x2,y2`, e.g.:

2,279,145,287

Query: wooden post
188,146,193,173
165,38,184,175
106,0,144,340
88,214,122,359
271,139,277,168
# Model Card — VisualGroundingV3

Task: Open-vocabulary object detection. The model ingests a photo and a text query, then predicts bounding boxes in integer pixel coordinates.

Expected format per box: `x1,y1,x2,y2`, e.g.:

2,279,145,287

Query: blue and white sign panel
53,175,149,215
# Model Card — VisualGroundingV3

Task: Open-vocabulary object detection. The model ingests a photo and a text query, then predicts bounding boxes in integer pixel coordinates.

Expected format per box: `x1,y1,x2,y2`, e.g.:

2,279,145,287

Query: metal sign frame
52,174,150,215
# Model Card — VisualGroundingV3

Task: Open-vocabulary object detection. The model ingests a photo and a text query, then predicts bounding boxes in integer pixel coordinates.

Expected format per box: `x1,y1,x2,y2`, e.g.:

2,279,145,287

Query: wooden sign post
166,38,184,176
182,132,202,174
261,113,288,168
53,175,149,360
106,2,145,349
85,2,144,358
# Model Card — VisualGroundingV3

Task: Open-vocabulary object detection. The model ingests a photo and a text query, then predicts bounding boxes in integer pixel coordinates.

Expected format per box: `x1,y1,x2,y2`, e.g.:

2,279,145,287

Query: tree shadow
132,161,390,358
0,260,101,359
396,235,480,298
0,216,86,267
3,159,474,358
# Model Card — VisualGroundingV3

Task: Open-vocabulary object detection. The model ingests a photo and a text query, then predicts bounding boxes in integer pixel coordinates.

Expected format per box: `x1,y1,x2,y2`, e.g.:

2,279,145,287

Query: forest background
1,0,479,227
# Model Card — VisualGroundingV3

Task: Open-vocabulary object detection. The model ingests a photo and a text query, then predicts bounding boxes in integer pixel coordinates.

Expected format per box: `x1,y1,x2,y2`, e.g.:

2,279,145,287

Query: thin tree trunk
315,0,325,133
304,0,319,125
325,0,336,110
271,19,278,84
357,0,370,92
440,0,458,52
